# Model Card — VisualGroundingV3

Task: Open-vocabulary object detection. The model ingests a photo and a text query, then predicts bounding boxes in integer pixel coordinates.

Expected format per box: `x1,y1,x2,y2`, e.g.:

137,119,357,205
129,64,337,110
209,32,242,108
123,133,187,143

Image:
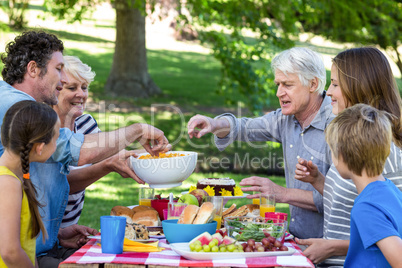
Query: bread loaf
111,206,134,223
222,203,237,216
132,210,160,227
132,205,154,214
245,204,259,212
193,202,215,224
222,204,249,219
177,205,199,224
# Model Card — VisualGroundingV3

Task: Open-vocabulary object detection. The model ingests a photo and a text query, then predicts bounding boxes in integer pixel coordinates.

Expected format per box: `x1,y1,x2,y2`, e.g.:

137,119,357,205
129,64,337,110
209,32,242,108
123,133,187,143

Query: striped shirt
60,114,101,228
320,143,402,267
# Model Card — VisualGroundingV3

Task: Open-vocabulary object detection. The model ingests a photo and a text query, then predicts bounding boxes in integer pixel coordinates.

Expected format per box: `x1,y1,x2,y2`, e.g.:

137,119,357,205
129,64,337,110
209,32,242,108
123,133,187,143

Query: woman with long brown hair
295,47,402,266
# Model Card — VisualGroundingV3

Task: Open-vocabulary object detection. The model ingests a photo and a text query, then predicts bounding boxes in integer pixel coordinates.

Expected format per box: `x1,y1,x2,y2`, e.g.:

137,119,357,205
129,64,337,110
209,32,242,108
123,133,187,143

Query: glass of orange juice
252,191,260,205
260,193,275,217
139,187,154,207
206,196,224,229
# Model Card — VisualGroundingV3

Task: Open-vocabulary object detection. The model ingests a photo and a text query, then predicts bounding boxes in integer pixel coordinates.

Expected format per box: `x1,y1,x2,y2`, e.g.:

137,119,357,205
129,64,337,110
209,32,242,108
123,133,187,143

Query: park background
0,0,401,230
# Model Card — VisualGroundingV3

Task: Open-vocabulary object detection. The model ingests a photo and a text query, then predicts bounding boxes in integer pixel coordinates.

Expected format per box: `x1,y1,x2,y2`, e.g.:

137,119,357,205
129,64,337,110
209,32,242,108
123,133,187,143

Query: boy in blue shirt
325,104,402,267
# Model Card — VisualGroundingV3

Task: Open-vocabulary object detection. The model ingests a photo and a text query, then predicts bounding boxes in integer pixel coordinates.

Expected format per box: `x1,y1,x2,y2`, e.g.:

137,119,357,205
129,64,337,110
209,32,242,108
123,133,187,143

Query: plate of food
170,242,295,261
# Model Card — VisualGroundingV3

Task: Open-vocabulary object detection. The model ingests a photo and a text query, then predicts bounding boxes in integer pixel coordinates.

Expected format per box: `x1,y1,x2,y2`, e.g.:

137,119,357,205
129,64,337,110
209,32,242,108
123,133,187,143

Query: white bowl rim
131,151,198,161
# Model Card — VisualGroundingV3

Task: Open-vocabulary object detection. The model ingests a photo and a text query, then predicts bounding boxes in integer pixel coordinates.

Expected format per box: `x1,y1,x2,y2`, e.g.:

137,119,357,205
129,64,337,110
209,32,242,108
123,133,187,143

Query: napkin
123,238,165,252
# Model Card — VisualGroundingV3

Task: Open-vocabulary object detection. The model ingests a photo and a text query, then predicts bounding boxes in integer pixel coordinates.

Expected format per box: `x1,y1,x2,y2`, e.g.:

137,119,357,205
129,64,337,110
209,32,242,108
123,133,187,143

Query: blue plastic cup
100,215,126,254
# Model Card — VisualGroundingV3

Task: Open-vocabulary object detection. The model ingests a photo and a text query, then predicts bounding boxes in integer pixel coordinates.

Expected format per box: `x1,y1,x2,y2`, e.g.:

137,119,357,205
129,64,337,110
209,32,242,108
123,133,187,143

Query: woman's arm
0,175,35,267
68,150,141,193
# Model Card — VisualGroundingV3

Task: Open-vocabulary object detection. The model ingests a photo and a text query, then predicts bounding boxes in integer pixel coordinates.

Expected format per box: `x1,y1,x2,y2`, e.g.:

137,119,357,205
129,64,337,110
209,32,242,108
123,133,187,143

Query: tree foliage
1,0,29,29
182,0,305,114
182,0,402,114
302,0,402,75
5,0,401,113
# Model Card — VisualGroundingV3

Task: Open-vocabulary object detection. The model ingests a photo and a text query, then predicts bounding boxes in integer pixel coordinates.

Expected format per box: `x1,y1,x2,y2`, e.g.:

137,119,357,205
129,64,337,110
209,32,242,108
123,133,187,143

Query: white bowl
129,151,198,188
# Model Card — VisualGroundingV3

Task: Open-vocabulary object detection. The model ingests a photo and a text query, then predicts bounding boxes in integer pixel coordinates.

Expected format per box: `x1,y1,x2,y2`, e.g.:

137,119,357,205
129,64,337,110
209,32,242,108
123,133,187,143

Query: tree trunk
105,0,161,98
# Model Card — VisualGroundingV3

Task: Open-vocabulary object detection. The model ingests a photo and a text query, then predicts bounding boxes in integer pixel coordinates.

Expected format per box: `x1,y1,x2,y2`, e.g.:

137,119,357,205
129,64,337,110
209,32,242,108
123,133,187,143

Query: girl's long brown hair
1,100,58,239
333,47,402,148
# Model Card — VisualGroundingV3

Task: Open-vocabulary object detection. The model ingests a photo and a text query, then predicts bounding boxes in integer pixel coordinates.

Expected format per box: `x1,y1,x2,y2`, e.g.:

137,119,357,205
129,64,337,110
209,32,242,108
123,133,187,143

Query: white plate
170,243,295,260
181,191,249,201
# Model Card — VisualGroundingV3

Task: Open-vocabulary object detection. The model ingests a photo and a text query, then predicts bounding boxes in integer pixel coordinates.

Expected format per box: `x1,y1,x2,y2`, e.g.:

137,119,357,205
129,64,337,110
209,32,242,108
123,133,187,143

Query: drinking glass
252,191,260,205
206,196,224,228
139,187,154,207
260,193,276,217
167,202,187,220
100,216,126,254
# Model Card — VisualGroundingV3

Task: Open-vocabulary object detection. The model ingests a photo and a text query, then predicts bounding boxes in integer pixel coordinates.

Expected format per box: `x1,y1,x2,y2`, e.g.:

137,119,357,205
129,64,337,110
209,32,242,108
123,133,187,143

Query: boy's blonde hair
325,104,392,177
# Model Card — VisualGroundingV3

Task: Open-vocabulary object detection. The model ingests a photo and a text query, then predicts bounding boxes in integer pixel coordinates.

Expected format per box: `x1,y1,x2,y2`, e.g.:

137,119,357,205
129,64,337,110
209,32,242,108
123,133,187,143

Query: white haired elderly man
187,47,334,240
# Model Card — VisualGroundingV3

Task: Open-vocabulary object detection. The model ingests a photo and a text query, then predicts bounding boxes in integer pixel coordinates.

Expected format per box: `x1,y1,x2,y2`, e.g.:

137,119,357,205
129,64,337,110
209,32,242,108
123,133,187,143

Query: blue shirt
0,81,84,256
215,92,334,239
345,179,402,268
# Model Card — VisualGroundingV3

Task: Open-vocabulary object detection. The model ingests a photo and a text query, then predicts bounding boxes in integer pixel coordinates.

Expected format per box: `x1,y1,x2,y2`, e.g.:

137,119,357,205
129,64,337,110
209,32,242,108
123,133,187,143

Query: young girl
0,100,60,267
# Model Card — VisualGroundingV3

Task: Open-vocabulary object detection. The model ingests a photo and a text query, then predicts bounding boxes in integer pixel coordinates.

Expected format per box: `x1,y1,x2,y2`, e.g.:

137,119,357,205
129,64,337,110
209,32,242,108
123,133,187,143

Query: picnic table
59,238,314,268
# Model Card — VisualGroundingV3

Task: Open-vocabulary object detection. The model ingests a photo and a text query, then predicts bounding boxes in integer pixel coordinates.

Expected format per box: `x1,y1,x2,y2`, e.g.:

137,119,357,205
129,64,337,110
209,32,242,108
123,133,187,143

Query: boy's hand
295,158,319,184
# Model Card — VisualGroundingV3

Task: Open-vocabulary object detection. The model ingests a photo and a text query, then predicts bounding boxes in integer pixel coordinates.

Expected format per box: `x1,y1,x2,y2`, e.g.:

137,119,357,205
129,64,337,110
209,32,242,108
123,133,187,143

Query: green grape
233,249,239,252
194,240,202,246
212,238,219,245
203,245,211,252
237,245,243,251
195,244,202,252
227,244,236,252
220,246,227,252
208,241,216,248
189,243,196,251
211,246,219,252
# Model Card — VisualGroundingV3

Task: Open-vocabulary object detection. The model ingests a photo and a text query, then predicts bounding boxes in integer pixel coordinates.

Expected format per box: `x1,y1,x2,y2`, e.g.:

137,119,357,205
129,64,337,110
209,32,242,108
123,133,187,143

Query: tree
1,0,29,29
105,0,161,97
44,0,161,98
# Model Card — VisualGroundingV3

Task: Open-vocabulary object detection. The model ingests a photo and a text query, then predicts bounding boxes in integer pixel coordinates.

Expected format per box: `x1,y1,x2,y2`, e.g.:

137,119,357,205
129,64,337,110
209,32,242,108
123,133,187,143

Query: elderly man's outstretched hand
239,176,287,203
187,114,216,139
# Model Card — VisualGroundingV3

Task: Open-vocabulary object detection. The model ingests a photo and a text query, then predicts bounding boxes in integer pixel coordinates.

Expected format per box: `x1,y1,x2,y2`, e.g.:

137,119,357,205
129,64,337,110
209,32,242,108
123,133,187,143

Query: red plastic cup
151,199,177,221
265,212,288,222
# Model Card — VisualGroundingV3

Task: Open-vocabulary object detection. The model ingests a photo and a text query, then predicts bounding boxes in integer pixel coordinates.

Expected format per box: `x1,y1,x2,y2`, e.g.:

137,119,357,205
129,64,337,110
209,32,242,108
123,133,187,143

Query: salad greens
226,219,285,242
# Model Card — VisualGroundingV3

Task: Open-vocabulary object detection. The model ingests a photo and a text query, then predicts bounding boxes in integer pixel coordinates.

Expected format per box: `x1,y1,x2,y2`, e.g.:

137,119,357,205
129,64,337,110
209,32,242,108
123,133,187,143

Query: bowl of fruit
162,219,217,243
129,151,198,188
224,216,288,244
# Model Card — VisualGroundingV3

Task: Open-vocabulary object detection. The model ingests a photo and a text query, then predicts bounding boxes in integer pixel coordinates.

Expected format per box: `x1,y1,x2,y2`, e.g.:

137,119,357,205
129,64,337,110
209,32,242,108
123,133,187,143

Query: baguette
177,205,199,224
193,202,215,224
